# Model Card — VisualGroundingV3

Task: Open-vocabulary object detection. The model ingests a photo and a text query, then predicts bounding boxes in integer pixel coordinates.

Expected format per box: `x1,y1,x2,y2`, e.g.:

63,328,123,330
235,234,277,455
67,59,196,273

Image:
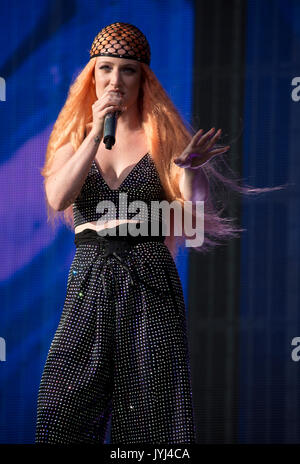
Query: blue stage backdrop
239,0,300,443
0,0,193,444
0,0,299,445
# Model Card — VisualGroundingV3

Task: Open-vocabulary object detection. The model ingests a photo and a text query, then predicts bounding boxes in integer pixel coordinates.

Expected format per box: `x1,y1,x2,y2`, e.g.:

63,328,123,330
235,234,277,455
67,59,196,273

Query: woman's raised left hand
173,127,230,169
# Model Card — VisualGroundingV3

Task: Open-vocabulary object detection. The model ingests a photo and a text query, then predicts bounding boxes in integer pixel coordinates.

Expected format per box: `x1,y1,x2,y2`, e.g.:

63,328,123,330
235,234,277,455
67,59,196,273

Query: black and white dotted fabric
35,235,196,444
35,150,196,444
73,153,165,227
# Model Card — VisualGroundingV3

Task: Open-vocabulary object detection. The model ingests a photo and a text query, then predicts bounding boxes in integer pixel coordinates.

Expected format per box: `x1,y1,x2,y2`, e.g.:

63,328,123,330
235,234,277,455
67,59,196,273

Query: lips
109,90,124,96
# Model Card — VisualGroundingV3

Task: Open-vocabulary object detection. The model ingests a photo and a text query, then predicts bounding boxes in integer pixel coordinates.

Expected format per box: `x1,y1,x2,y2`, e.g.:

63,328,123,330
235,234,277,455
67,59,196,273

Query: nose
110,68,122,86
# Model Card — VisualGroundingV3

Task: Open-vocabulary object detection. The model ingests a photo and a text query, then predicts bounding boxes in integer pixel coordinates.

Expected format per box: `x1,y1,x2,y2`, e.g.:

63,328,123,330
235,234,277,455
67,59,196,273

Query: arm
179,166,209,202
45,128,100,211
45,89,126,211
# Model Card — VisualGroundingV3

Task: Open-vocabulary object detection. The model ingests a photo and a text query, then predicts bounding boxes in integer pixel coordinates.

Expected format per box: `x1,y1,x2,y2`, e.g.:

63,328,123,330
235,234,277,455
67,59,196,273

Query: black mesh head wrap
89,22,151,65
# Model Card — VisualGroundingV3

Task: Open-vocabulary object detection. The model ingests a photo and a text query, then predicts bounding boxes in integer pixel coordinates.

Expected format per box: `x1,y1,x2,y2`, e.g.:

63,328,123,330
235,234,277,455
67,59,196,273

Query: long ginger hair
41,58,283,258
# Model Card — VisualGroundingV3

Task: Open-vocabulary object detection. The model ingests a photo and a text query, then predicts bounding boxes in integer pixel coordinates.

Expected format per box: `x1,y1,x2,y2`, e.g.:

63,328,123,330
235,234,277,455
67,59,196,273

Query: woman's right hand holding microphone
90,90,126,139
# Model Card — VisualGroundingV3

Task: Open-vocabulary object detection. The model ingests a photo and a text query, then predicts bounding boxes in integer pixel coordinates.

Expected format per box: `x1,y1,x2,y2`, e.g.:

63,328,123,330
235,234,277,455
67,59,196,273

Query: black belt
74,223,165,298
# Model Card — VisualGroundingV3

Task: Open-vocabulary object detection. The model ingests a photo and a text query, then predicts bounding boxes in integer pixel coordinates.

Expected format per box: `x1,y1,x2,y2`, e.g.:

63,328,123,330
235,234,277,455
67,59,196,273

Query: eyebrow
98,60,138,67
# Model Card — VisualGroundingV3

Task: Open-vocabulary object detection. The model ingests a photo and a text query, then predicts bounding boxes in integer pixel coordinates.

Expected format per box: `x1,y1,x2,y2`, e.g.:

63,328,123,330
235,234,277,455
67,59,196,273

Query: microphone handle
103,112,118,150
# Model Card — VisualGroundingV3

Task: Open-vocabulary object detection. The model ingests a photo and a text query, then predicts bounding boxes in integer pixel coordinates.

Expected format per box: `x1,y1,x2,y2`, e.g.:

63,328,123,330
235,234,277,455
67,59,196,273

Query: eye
99,65,136,73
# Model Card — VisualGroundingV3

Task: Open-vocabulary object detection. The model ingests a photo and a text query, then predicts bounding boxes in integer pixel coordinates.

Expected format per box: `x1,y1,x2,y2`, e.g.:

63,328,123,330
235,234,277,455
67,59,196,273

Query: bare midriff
74,219,142,234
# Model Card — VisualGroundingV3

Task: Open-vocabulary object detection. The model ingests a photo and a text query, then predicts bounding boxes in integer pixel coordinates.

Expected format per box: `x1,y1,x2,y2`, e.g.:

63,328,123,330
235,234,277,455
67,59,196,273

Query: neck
115,103,143,136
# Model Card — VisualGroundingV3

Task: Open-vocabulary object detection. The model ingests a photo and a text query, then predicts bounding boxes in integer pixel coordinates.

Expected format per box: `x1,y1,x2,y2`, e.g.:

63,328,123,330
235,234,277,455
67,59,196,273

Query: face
94,56,142,110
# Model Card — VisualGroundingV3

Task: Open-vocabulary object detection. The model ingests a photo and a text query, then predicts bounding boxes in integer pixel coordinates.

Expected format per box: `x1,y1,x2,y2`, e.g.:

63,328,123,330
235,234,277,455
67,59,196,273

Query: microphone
103,111,120,150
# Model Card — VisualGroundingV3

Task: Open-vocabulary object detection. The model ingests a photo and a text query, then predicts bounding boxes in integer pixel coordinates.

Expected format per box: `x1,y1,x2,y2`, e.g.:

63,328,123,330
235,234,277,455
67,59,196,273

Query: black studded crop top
72,151,167,229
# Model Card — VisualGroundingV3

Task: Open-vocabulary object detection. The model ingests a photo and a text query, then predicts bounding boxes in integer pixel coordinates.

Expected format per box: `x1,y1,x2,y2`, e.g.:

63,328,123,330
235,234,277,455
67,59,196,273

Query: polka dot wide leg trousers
35,231,196,444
